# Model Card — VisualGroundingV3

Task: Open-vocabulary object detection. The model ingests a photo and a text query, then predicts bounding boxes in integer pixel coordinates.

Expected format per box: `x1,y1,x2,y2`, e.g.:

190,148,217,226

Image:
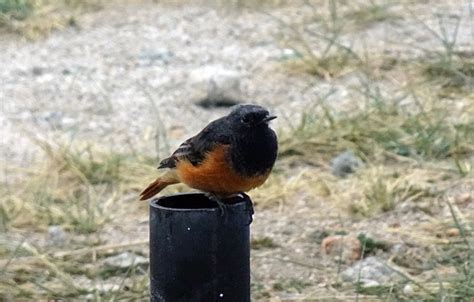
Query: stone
137,48,173,66
47,225,68,246
455,192,471,204
36,111,75,129
32,66,45,76
321,235,361,262
330,150,363,177
446,228,460,237
104,252,148,269
402,284,414,295
95,283,120,293
390,243,407,255
341,257,399,284
38,111,63,126
190,66,242,106
360,279,380,288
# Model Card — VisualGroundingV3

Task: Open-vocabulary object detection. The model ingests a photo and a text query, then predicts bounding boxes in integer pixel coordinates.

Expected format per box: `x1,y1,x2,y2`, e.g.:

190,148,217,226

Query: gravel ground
1,0,472,299
1,0,471,167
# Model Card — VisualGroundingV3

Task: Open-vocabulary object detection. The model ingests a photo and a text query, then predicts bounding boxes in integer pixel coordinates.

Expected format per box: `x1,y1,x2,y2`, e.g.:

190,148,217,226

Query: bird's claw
205,193,227,217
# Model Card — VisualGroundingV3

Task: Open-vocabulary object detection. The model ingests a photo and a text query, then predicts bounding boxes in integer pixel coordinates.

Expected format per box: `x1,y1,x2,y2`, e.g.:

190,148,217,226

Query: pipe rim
149,192,250,212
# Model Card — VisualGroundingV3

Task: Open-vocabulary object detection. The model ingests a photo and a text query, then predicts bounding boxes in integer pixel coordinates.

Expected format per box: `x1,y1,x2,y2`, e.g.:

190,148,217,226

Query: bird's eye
241,116,250,124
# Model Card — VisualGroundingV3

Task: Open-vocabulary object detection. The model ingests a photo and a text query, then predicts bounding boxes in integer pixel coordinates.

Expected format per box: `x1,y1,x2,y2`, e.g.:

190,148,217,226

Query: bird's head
228,104,277,130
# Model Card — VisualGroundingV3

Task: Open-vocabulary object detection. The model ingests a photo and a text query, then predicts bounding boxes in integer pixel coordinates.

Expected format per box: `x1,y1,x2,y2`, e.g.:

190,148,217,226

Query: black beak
260,115,277,124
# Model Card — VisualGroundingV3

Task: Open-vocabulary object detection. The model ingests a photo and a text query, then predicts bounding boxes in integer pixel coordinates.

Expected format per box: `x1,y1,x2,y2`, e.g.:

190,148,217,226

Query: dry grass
0,0,291,38
1,0,473,300
0,141,151,299
264,1,473,299
0,0,101,38
343,2,401,30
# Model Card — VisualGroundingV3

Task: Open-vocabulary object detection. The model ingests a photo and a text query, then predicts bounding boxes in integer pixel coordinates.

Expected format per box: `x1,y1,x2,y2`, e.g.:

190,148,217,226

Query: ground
0,0,473,300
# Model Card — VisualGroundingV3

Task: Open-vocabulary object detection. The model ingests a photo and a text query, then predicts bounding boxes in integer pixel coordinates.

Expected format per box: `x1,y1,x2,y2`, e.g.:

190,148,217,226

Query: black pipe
149,193,254,302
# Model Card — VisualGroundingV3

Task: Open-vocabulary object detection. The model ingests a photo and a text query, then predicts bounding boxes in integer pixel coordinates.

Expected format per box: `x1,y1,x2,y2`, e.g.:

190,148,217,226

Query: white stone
104,252,148,268
189,66,242,103
403,284,414,295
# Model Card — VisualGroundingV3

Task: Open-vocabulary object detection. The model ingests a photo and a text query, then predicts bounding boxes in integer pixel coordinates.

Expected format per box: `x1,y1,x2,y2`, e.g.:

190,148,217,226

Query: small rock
47,225,68,246
38,111,63,126
281,48,301,60
390,243,407,255
61,117,76,128
104,252,148,269
360,279,380,288
330,150,363,177
190,66,242,107
36,111,75,129
78,282,122,296
455,192,471,204
446,228,460,237
321,235,361,262
138,48,173,65
403,284,414,295
96,283,120,293
342,257,399,284
32,66,45,76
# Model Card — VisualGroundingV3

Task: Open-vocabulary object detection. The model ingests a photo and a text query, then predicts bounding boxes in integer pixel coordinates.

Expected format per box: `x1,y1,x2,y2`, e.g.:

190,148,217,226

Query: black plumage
158,104,278,177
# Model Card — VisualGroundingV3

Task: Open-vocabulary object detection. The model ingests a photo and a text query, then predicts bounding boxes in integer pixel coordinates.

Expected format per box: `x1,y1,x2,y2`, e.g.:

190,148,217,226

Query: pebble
403,284,414,295
137,48,173,66
455,192,471,204
321,235,361,262
330,150,363,177
104,252,148,268
360,279,380,288
341,257,399,284
47,225,68,246
446,228,460,237
190,65,243,106
390,243,407,255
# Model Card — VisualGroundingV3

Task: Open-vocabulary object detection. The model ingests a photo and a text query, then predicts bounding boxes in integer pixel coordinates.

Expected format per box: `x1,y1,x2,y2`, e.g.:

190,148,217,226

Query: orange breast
176,145,270,196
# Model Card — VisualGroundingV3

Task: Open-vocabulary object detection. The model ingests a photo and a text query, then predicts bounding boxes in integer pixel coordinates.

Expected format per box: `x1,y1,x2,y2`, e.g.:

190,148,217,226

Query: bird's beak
261,115,277,124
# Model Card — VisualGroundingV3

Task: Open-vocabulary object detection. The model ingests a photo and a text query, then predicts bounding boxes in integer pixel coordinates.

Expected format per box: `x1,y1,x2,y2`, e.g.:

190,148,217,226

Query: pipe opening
152,193,246,210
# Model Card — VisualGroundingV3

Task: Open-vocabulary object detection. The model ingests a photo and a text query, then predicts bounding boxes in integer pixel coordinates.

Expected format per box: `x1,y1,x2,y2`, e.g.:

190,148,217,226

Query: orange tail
139,169,179,200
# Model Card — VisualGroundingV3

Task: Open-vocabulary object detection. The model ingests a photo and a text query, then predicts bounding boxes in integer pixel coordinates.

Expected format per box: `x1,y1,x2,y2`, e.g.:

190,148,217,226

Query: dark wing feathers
157,156,177,169
157,118,231,169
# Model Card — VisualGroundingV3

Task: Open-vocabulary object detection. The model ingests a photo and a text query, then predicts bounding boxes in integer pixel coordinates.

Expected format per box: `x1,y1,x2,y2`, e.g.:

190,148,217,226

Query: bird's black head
228,104,277,129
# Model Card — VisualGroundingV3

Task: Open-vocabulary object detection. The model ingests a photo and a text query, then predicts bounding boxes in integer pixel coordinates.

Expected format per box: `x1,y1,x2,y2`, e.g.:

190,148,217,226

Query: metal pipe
149,193,253,302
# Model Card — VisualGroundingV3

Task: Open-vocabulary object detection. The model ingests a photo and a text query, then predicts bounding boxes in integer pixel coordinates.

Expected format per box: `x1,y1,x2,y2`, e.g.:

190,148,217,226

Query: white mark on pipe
187,227,191,231
219,293,224,298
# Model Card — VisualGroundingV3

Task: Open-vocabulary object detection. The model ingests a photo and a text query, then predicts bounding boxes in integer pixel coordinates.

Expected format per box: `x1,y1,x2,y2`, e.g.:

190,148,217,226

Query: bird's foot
221,193,254,225
205,193,227,217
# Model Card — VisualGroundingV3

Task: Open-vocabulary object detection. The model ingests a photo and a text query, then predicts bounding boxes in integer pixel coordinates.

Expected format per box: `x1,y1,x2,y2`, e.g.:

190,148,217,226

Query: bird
139,104,278,204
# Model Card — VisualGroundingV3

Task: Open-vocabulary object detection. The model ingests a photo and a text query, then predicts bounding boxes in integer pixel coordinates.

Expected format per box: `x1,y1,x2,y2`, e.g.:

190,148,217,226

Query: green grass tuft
0,0,32,20
423,55,474,95
280,95,474,162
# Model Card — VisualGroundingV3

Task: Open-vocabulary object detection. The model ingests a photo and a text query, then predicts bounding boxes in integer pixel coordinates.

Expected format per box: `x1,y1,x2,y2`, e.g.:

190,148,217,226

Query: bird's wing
157,118,231,169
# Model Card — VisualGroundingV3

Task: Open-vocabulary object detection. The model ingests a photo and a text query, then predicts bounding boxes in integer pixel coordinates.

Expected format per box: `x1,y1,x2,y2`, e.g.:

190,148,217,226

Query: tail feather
139,169,179,200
